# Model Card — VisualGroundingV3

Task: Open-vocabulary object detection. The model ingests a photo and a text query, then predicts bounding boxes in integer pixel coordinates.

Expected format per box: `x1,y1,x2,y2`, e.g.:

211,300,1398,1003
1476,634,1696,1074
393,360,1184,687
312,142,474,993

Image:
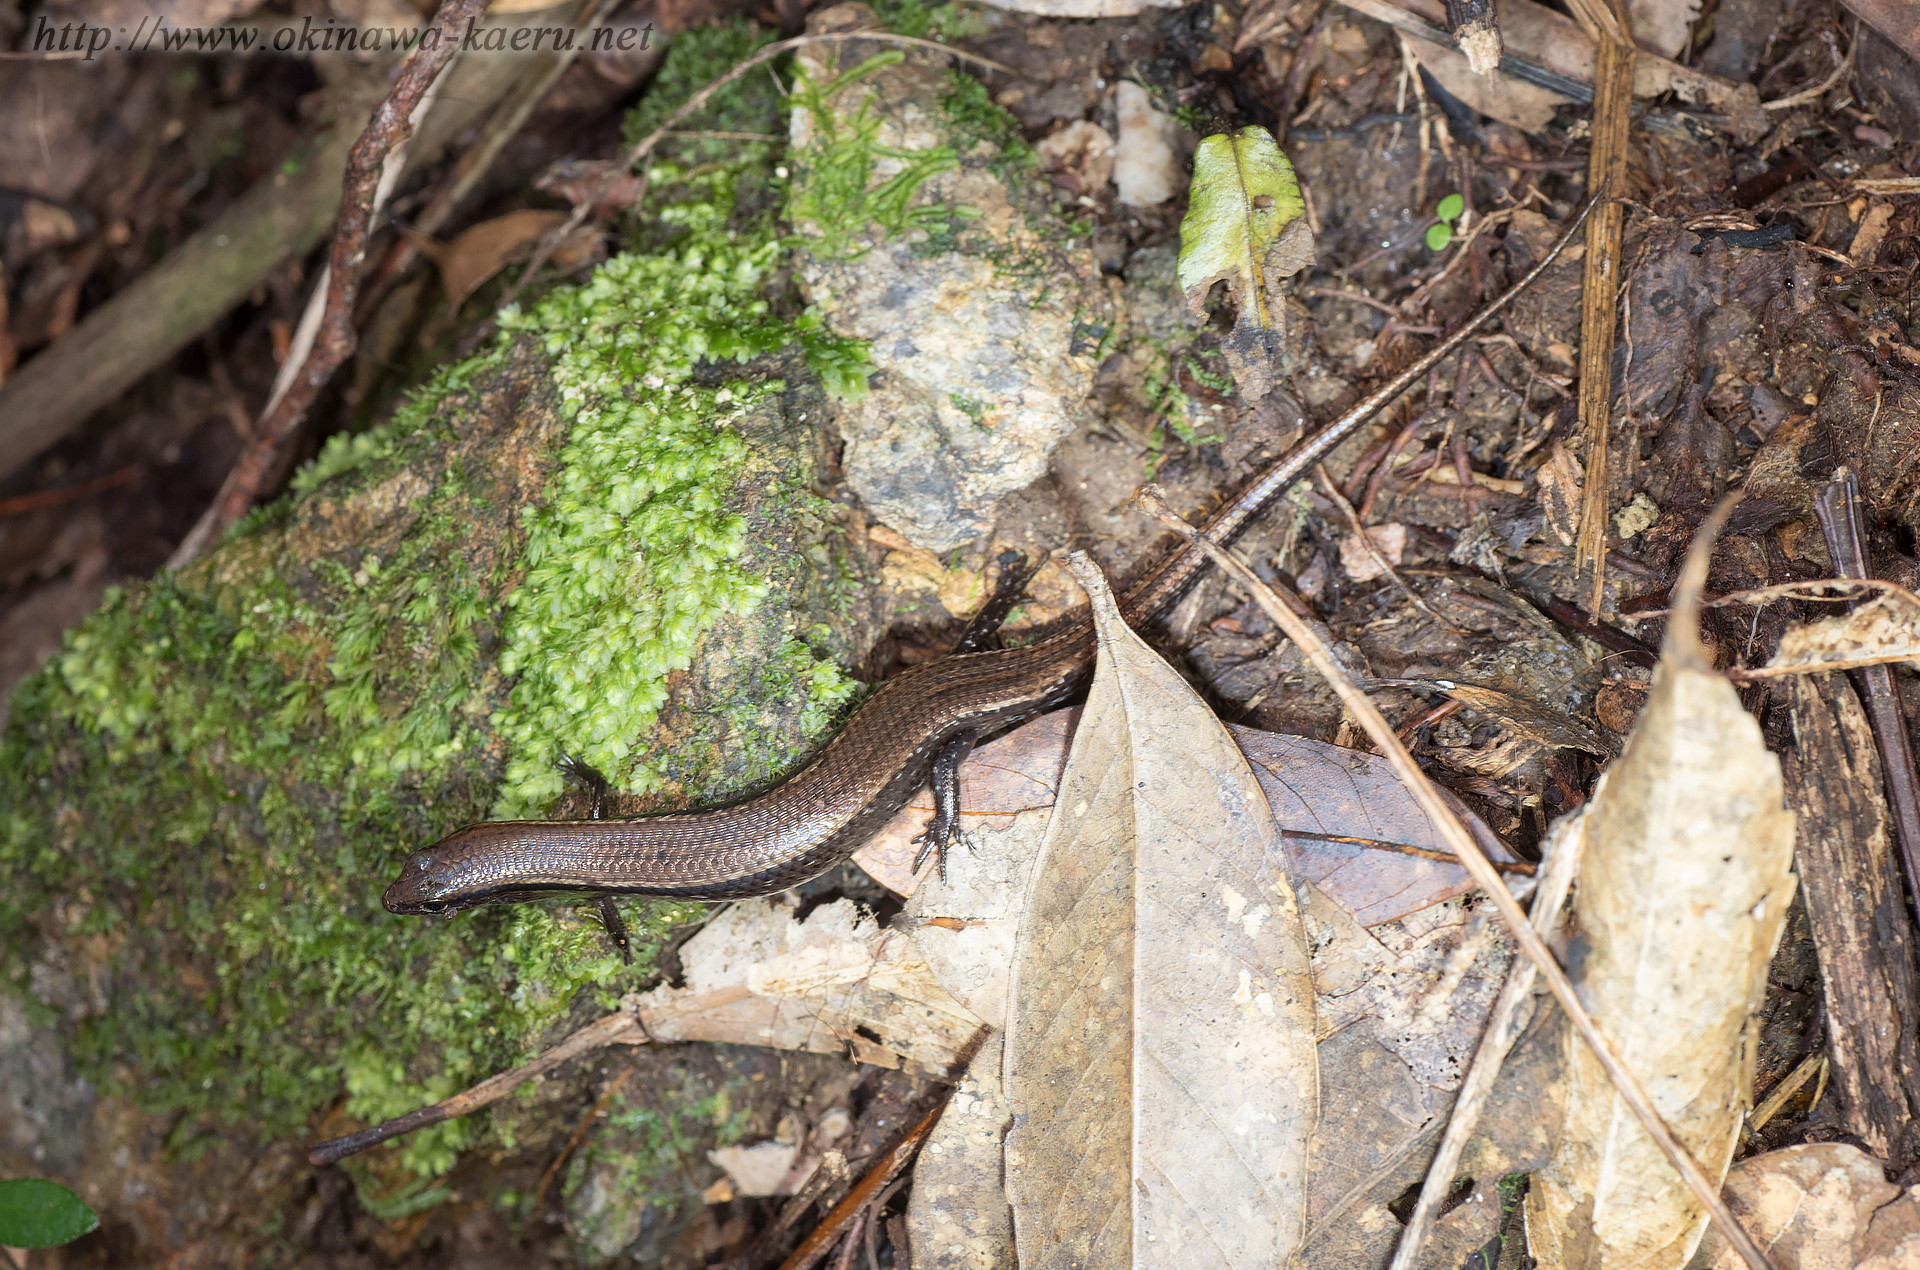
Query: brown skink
384,192,1598,914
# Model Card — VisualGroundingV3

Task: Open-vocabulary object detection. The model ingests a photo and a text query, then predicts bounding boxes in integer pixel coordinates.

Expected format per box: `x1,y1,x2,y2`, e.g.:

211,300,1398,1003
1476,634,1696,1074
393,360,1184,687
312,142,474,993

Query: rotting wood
1784,672,1920,1172
1812,469,1920,918
1444,0,1502,74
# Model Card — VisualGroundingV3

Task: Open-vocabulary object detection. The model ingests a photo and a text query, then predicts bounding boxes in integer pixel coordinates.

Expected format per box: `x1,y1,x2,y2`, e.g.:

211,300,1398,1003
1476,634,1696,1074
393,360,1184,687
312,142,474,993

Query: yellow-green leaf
1176,127,1315,401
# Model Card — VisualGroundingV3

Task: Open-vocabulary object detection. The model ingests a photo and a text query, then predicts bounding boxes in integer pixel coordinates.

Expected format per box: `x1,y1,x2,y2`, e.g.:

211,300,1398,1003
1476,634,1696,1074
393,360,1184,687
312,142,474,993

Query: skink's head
383,838,480,916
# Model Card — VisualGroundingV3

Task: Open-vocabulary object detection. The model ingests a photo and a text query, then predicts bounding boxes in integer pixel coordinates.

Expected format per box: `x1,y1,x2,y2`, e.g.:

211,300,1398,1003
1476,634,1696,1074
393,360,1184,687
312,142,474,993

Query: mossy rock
0,168,877,1259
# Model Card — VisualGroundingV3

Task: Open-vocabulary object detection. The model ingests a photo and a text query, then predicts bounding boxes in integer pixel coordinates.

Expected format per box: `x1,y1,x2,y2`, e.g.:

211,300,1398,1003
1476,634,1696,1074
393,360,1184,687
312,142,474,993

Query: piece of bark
1784,673,1920,1172
1573,12,1634,617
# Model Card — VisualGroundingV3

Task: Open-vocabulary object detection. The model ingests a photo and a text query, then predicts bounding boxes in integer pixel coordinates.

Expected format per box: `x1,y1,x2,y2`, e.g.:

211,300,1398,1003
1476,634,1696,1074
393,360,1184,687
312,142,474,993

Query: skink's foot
913,729,980,883
911,821,978,883
559,754,610,820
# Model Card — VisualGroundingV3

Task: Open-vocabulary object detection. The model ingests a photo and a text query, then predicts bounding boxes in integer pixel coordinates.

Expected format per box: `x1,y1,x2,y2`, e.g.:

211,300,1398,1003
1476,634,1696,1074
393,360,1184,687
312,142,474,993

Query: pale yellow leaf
1001,553,1317,1269
1525,626,1797,1267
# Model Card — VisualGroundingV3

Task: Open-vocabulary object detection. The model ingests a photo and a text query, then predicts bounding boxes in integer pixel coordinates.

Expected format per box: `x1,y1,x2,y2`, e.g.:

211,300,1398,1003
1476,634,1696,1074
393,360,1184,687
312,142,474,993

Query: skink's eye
413,853,433,873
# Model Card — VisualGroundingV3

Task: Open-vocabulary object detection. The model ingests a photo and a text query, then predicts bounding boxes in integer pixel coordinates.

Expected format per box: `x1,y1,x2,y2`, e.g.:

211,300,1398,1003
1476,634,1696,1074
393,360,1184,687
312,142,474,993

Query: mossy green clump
0,29,873,1192
938,69,1033,183
492,168,798,813
788,50,968,260
622,19,783,169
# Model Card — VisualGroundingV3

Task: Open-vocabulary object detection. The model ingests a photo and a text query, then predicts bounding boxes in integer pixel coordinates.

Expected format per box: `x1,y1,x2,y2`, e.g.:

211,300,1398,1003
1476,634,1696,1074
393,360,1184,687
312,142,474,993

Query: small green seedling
0,1179,99,1250
1425,193,1466,250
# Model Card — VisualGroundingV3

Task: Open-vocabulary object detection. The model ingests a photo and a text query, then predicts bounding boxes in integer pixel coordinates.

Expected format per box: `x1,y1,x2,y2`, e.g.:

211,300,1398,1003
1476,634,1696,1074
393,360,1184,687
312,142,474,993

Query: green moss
863,0,988,40
0,39,874,1192
787,50,967,260
621,19,783,169
938,69,1033,183
948,389,989,428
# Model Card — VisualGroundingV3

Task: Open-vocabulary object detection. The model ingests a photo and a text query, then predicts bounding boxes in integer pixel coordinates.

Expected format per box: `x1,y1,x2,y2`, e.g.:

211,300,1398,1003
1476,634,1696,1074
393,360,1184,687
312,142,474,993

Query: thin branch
306,1009,645,1165
1134,484,1777,1270
358,0,620,321
0,466,138,518
1633,577,1920,616
1761,29,1854,110
775,1098,948,1270
167,0,487,569
1389,802,1585,1268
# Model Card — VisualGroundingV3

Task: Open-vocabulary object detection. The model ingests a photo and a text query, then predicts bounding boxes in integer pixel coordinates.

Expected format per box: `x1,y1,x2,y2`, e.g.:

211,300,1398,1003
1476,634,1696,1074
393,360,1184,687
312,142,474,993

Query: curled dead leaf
409,208,602,311
1753,590,1920,678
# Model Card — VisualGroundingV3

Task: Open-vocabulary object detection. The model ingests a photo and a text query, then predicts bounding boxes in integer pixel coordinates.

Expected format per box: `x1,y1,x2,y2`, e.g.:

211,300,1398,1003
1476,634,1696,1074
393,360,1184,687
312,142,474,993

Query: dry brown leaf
1233,727,1528,926
1339,522,1407,582
1758,591,1920,677
1525,600,1798,1266
896,744,1538,1268
865,709,1525,928
627,896,987,1075
1002,554,1316,1269
414,208,570,310
1696,1143,1920,1270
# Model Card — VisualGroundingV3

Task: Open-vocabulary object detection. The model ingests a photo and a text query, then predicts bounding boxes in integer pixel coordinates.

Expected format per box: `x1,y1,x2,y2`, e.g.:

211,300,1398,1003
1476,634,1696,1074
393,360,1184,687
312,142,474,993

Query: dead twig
358,0,620,322
167,0,487,569
775,1099,948,1270
1389,796,1584,1269
1761,26,1853,110
1748,1050,1825,1133
1635,576,1920,617
0,466,139,518
1135,483,1777,1270
306,1009,645,1165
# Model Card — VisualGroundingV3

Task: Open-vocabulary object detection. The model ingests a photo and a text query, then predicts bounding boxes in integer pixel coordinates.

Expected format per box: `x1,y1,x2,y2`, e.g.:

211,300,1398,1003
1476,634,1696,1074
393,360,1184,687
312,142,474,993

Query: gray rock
791,11,1114,551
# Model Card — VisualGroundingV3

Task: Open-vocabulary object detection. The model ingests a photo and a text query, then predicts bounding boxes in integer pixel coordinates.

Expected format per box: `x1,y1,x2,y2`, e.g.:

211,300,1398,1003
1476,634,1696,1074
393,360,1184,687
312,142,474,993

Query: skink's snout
383,849,461,916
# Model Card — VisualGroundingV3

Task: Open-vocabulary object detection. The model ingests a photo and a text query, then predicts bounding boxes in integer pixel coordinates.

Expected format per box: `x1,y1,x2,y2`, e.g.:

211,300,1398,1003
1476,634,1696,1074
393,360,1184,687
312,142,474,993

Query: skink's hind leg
593,895,633,965
912,729,980,882
913,555,1042,881
558,757,629,962
952,550,1042,654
